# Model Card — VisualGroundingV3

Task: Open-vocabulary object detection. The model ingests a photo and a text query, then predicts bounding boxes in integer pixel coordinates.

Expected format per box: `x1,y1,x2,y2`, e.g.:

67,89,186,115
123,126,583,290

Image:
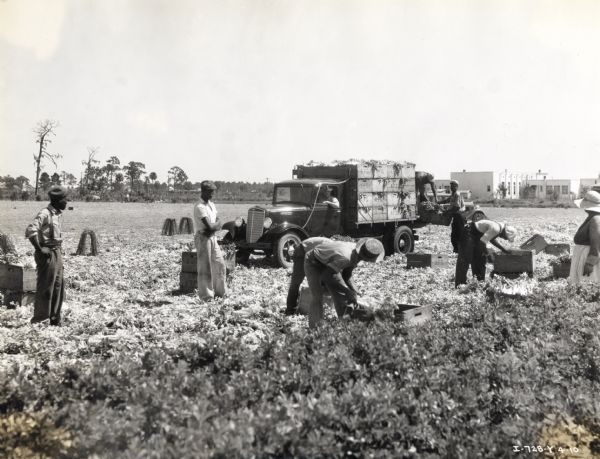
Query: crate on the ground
179,272,196,293
493,250,534,277
552,261,571,279
297,286,333,315
181,250,236,276
1,289,35,308
394,304,431,325
0,264,36,292
544,243,570,256
520,234,548,254
406,253,450,269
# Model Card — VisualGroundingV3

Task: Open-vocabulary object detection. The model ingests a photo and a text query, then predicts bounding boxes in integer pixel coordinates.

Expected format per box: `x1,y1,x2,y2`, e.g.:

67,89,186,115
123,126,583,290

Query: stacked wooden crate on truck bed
294,161,417,230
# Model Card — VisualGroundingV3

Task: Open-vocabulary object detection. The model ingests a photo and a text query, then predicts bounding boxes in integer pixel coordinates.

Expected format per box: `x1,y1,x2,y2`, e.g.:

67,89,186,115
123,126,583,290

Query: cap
48,185,67,200
200,180,217,192
356,238,384,262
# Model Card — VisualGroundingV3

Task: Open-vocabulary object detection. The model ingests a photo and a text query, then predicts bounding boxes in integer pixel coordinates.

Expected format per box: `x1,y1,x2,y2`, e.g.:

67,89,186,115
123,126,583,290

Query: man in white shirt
455,219,517,287
193,181,226,300
304,238,384,328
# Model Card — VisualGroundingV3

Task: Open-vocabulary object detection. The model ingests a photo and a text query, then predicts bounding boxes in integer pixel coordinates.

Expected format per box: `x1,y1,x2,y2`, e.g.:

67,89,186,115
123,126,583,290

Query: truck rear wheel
393,226,414,254
274,233,302,269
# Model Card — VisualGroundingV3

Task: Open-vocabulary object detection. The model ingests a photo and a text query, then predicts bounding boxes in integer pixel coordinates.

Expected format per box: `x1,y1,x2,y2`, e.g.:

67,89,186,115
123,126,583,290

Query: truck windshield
274,185,316,205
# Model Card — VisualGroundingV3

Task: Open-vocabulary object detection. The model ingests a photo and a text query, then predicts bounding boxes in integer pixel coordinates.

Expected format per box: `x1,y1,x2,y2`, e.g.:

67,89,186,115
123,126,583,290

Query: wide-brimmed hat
48,185,67,200
356,238,384,262
575,190,600,213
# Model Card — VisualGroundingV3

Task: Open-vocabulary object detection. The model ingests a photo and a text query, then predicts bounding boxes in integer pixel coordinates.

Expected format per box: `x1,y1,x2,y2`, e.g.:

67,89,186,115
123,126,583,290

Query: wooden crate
394,304,431,325
552,261,571,279
406,253,449,269
520,234,548,254
179,271,196,293
0,264,37,292
493,250,534,275
1,289,35,308
544,243,570,256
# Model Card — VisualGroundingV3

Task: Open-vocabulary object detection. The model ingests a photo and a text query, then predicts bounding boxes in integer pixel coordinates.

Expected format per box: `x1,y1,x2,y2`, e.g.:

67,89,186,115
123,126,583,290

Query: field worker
284,236,329,316
304,238,384,328
193,180,226,301
455,219,517,287
25,185,68,325
438,180,466,253
415,171,437,203
569,190,600,284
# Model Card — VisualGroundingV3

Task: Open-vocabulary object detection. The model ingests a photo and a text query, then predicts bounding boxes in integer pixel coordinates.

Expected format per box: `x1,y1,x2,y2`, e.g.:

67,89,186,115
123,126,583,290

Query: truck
221,160,486,268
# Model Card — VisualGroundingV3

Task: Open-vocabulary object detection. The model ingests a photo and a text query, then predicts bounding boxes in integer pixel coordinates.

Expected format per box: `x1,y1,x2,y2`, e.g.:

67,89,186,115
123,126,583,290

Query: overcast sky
0,0,598,184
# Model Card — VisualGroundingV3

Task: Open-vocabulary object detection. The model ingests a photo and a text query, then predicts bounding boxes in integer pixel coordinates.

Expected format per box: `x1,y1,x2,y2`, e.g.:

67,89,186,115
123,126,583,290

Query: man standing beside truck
438,180,466,253
304,238,384,328
193,180,227,301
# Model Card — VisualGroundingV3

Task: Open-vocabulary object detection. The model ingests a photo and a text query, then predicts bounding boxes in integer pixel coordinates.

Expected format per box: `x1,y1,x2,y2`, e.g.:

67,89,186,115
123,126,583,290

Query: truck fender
262,223,309,242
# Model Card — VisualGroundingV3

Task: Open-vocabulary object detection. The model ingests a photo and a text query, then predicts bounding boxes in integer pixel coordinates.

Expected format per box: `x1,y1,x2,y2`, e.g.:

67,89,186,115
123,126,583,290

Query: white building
523,179,579,201
580,176,600,197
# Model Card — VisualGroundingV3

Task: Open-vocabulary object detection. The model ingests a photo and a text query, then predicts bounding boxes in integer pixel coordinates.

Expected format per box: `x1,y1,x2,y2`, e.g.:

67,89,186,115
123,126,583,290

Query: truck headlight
263,217,273,229
234,216,244,227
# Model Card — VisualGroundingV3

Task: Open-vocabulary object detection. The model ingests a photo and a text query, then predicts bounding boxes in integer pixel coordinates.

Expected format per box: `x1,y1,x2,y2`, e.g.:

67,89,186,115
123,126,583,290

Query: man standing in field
284,236,329,316
25,185,68,325
193,181,226,301
455,219,517,287
304,238,384,328
438,180,466,253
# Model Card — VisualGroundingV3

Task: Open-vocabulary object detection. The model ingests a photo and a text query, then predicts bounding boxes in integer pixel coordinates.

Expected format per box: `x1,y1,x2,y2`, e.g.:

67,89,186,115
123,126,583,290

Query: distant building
580,176,600,197
523,178,579,201
450,171,498,200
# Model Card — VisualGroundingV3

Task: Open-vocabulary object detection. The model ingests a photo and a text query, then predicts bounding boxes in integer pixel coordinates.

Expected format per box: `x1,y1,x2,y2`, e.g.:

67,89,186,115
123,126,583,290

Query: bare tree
81,147,100,192
33,120,61,195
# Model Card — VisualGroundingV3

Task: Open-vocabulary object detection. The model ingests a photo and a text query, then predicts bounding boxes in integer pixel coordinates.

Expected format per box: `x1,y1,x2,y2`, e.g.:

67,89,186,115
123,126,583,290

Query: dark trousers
304,252,353,328
455,225,487,287
32,249,64,324
450,213,466,253
286,246,307,312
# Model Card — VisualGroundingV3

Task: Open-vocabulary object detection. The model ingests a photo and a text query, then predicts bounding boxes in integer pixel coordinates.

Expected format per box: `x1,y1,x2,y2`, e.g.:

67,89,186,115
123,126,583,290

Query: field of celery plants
0,202,599,458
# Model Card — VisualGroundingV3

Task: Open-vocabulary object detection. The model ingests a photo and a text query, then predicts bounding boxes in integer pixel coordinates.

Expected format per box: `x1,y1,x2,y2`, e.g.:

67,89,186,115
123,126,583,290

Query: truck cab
222,179,345,268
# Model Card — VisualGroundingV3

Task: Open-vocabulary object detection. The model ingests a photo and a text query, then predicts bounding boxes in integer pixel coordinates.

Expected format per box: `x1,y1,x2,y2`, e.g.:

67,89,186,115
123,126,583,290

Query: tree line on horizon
0,119,273,202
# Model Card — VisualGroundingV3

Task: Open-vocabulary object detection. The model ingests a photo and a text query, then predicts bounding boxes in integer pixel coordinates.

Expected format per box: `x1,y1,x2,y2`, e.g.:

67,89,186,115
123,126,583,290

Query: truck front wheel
274,233,302,269
393,226,414,254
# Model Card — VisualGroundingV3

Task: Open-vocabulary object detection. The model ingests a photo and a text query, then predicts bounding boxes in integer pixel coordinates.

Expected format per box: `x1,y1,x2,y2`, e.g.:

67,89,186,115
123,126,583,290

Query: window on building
513,183,516,195
561,185,568,195
487,185,491,192
546,186,554,196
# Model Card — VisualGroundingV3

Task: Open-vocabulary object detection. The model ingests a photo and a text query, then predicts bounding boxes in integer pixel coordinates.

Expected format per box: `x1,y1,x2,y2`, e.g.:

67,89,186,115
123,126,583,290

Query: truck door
307,186,341,236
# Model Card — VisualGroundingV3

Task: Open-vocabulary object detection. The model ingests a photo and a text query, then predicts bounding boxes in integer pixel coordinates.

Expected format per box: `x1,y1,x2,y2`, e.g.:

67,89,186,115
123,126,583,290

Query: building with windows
449,171,498,200
580,176,600,197
523,179,579,200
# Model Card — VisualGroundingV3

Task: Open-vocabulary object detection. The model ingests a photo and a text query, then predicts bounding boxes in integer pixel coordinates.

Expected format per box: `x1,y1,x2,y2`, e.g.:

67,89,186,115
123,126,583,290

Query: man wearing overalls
25,186,68,325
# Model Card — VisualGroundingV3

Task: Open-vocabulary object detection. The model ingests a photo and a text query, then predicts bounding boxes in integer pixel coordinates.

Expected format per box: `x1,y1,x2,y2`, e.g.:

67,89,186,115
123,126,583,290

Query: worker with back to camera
438,179,466,253
415,171,437,204
455,219,517,287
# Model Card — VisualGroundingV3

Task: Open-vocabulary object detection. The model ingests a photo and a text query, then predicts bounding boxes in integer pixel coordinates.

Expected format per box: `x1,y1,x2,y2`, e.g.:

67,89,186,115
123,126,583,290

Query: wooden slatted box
406,253,449,269
0,264,37,292
492,250,535,277
544,244,570,256
394,304,431,325
552,261,571,279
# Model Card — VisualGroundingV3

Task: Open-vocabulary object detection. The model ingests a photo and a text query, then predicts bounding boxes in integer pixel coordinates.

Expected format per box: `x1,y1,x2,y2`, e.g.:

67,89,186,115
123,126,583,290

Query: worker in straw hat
569,190,600,284
438,179,466,253
25,185,68,325
304,237,384,328
193,180,226,301
455,218,517,287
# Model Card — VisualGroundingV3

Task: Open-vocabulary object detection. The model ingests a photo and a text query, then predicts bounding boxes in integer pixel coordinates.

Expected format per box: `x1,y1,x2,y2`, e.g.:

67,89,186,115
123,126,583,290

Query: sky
0,0,599,184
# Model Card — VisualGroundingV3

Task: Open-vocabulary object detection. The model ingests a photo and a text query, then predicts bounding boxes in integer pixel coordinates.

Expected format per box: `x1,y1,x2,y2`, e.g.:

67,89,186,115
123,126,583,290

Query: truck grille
246,208,265,243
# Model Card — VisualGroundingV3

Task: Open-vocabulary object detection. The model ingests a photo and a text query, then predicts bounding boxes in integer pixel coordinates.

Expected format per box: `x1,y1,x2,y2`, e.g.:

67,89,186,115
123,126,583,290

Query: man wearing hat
284,236,329,316
438,180,466,253
569,190,600,284
415,171,438,203
193,180,226,300
304,238,384,328
25,185,68,325
455,219,517,287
